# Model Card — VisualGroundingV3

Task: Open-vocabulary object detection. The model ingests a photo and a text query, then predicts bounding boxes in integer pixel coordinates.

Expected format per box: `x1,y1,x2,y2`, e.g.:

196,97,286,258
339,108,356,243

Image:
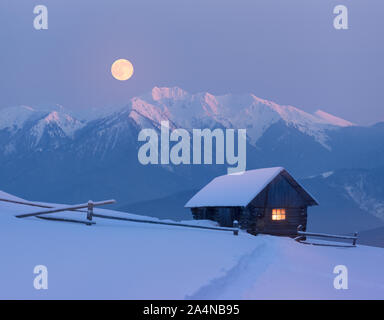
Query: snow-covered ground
0,192,383,300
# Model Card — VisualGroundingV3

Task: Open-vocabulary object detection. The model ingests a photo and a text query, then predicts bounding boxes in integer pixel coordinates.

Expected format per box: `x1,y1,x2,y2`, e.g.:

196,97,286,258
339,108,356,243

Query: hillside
119,189,197,221
358,227,384,248
0,192,383,299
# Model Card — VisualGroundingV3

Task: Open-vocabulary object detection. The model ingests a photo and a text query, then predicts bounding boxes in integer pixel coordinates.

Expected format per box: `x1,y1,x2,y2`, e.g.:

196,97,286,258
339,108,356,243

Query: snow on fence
13,199,115,225
15,200,116,218
0,197,93,225
93,213,240,236
8,197,240,236
295,225,358,247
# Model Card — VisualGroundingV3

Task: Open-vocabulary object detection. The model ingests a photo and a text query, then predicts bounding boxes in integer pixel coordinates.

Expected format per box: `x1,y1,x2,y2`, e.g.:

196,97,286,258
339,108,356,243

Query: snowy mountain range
0,87,383,235
0,87,353,152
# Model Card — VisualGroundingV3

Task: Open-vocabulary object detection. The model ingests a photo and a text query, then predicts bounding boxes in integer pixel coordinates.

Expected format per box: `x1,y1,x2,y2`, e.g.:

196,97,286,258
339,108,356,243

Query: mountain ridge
1,87,354,148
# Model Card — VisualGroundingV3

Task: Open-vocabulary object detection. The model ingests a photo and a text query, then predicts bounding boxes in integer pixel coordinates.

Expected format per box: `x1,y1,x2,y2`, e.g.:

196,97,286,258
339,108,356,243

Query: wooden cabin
185,167,318,237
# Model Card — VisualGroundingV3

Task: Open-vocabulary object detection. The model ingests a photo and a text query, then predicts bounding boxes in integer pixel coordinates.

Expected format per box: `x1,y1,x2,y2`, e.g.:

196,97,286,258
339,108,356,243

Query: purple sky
0,0,383,124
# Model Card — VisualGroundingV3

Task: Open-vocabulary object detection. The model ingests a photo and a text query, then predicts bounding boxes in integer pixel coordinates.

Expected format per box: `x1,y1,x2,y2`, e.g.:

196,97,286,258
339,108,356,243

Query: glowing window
272,208,286,221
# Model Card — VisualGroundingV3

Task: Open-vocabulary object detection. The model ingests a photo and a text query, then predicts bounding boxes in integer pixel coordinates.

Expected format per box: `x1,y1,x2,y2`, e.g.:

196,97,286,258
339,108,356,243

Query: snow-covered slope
0,190,26,202
0,191,382,300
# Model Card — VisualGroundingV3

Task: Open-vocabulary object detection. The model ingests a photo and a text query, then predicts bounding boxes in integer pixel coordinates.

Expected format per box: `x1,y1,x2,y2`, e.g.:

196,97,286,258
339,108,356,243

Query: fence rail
295,225,358,247
7,196,239,236
94,213,240,236
15,200,116,218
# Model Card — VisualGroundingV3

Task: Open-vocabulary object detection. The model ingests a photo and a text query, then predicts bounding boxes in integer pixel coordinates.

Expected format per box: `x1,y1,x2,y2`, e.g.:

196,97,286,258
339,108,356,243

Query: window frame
272,208,286,221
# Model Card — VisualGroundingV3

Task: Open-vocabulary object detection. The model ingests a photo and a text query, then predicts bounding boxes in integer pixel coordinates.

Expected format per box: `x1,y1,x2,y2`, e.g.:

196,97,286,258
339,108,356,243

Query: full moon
111,59,134,81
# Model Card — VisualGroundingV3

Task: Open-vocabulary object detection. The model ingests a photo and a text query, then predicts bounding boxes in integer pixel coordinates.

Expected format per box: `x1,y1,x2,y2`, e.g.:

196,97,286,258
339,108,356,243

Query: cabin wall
191,207,242,227
244,174,309,236
191,205,308,237
250,174,307,208
243,207,307,236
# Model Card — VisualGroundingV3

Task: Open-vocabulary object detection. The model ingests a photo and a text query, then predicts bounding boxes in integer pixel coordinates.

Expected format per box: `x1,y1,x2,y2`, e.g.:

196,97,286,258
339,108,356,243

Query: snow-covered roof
185,167,318,208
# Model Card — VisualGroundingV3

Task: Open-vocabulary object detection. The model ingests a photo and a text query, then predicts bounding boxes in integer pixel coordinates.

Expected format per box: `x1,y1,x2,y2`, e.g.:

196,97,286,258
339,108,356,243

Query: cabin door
255,208,266,232
219,208,233,227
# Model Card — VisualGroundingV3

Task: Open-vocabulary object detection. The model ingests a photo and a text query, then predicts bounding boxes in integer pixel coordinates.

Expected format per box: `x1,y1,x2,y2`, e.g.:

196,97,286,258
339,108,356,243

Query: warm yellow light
111,59,134,81
272,208,286,221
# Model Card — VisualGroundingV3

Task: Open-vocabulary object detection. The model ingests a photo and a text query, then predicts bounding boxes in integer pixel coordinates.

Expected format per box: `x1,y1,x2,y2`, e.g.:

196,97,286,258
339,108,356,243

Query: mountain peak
44,111,61,123
31,110,84,141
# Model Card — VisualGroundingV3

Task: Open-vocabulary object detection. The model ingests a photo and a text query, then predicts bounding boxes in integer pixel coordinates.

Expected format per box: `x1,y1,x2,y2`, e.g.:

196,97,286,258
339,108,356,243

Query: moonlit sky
0,0,383,124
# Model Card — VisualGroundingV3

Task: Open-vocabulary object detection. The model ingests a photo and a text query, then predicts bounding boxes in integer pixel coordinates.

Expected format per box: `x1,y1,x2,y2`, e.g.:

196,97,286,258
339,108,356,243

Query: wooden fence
6,197,239,236
295,225,358,247
93,213,240,236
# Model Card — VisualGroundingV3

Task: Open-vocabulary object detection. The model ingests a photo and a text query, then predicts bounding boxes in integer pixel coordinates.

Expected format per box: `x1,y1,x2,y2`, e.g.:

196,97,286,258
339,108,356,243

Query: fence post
296,225,305,242
353,232,358,246
233,220,239,236
87,200,94,222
